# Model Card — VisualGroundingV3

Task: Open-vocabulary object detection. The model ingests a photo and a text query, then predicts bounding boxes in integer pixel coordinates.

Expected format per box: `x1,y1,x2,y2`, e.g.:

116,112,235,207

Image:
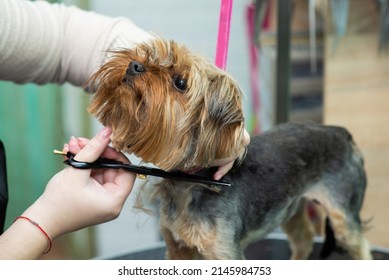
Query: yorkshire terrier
87,38,372,260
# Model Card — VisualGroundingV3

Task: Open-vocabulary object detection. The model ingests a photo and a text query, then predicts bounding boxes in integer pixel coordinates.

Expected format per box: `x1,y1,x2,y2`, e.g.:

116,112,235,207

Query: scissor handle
63,153,231,190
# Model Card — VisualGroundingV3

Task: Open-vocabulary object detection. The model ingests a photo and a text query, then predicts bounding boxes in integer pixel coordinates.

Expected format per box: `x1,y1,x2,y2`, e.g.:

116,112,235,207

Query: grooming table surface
103,234,389,260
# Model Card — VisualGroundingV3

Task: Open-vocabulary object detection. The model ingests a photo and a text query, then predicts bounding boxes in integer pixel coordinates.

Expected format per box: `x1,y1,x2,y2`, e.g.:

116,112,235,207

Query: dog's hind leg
282,199,316,260
308,144,372,259
306,187,372,259
326,207,372,260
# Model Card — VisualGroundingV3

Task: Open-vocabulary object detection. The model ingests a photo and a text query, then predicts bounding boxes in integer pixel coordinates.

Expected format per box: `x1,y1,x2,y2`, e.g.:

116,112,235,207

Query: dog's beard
87,39,246,171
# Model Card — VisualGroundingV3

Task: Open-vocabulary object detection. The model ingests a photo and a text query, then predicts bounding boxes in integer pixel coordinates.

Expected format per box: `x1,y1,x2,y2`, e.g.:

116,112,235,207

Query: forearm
0,0,153,87
0,218,48,259
0,196,64,260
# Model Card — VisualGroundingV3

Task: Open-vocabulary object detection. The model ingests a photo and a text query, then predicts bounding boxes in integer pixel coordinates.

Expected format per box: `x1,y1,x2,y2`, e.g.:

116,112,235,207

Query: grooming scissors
54,150,231,192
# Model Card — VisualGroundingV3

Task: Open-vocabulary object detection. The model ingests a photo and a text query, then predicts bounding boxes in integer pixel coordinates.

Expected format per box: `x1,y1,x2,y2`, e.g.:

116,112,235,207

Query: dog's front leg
161,227,200,260
201,244,245,260
199,229,245,260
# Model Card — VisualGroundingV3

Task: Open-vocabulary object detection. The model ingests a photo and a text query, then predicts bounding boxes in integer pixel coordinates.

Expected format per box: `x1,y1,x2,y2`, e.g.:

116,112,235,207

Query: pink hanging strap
246,4,261,134
245,2,271,135
215,0,233,70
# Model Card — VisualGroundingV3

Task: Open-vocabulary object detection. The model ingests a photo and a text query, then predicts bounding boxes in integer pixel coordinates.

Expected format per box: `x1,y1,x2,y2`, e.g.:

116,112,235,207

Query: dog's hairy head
87,38,246,171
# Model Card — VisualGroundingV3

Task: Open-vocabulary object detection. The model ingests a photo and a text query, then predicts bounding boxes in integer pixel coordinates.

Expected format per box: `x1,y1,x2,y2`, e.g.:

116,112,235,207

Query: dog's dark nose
127,61,146,75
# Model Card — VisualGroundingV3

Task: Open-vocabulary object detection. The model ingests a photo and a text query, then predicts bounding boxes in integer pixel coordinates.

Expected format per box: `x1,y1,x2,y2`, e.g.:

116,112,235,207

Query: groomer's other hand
213,128,250,180
23,127,135,240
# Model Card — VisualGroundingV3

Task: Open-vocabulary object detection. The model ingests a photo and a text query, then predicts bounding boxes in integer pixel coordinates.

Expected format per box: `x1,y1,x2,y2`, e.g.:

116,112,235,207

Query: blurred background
0,0,388,259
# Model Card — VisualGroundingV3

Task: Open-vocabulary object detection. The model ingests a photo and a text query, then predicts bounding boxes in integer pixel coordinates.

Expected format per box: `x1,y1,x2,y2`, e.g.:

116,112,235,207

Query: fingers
213,160,234,181
73,127,112,162
66,137,82,155
113,169,136,198
212,128,250,180
243,128,250,145
68,134,130,165
65,128,134,187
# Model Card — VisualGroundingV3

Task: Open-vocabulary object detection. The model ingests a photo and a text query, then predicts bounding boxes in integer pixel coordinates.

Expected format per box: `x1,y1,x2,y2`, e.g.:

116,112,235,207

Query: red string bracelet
14,216,52,254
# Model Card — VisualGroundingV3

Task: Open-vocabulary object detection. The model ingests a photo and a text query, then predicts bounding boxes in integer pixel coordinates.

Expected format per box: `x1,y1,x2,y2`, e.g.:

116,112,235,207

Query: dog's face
88,39,246,171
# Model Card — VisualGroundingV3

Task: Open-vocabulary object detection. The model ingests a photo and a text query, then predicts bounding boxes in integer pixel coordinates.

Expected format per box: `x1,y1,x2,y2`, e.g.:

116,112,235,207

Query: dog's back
226,123,370,259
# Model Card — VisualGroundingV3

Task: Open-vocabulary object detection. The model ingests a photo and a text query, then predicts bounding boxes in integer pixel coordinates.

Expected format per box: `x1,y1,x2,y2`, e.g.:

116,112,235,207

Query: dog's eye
173,75,187,92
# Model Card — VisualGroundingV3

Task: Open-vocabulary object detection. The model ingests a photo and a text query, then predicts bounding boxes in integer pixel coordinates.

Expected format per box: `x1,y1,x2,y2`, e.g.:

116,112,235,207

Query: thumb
74,127,112,162
213,161,234,181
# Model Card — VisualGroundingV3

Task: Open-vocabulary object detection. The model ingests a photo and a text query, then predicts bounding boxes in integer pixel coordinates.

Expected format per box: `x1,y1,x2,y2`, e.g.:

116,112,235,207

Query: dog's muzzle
127,61,146,75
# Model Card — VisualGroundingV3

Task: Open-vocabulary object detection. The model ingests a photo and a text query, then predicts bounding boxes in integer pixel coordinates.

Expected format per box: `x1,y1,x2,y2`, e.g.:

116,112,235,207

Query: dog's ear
195,73,246,165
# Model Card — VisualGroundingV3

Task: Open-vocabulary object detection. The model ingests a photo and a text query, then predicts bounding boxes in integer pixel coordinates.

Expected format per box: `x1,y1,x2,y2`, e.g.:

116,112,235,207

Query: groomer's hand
23,127,135,240
213,128,250,180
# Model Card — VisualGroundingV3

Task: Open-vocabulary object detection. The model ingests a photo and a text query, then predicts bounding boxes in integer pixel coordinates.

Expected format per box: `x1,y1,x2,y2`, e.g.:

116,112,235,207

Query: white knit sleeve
0,0,153,87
